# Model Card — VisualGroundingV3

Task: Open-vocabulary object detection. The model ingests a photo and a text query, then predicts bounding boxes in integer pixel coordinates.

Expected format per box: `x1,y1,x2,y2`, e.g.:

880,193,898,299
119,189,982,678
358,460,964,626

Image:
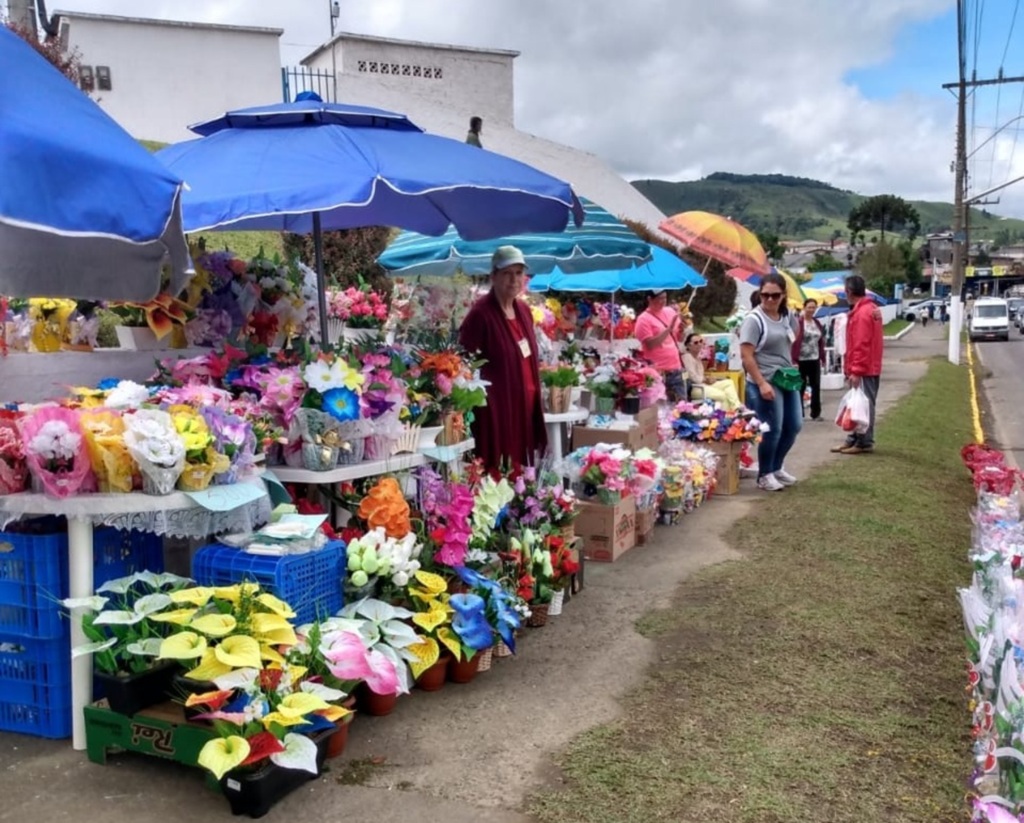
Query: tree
5,21,85,88
856,240,920,296
755,231,785,264
282,226,395,293
847,194,921,245
806,252,847,273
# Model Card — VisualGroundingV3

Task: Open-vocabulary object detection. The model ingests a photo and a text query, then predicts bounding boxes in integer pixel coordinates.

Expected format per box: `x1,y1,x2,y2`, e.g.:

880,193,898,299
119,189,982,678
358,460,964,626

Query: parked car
969,298,1010,342
1008,297,1024,328
902,298,948,321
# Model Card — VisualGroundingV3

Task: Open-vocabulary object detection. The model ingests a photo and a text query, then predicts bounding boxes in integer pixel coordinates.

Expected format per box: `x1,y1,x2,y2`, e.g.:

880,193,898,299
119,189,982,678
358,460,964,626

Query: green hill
632,172,1024,244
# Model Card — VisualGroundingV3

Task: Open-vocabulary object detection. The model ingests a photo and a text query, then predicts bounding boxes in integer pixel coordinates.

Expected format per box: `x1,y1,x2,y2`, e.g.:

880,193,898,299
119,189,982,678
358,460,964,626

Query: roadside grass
529,358,974,823
884,318,911,335
188,230,285,260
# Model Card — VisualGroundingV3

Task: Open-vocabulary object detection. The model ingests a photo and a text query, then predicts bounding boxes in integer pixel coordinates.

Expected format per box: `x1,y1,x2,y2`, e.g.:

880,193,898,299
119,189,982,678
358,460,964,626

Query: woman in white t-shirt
682,333,741,409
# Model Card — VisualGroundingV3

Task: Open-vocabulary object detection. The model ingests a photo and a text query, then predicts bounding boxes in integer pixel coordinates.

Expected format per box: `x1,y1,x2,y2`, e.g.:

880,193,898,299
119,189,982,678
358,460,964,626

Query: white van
969,298,1010,342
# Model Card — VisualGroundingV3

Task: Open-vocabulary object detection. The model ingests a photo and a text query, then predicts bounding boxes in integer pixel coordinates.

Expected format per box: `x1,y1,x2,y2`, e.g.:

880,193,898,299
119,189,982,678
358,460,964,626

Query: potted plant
62,571,195,716
326,282,388,344
586,365,621,414
539,363,579,414
546,534,580,617
109,292,189,351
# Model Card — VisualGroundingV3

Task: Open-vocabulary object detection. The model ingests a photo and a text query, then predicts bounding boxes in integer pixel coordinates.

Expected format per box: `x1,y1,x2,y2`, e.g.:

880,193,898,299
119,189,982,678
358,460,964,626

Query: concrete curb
884,322,916,343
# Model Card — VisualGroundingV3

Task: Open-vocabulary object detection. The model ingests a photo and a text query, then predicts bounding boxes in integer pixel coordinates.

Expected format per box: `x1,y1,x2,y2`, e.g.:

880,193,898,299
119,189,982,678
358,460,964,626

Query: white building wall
57,13,283,144
304,35,515,127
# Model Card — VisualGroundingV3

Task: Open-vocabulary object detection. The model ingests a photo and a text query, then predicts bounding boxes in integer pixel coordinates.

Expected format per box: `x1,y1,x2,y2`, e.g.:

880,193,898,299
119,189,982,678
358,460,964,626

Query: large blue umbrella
377,198,650,277
156,95,583,338
0,27,190,302
528,246,705,293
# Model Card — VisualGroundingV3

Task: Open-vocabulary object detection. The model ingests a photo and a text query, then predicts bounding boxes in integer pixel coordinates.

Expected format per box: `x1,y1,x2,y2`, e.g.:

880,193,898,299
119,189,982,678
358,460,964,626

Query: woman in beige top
682,333,742,409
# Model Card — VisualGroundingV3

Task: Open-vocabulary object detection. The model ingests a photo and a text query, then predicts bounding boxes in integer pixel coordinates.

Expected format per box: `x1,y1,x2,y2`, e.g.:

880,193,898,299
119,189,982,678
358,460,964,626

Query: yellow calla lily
169,587,214,606
214,635,262,669
260,644,286,665
437,627,462,660
158,632,208,660
212,583,260,603
198,736,250,780
148,607,199,625
412,606,450,633
251,613,298,646
408,637,441,680
261,711,312,728
413,570,448,596
289,665,308,683
190,613,238,638
316,704,352,722
276,692,329,719
185,648,233,681
256,593,297,619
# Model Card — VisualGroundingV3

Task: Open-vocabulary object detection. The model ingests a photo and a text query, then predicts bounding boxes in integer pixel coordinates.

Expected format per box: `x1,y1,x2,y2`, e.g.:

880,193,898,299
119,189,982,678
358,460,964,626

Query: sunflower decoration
357,476,411,538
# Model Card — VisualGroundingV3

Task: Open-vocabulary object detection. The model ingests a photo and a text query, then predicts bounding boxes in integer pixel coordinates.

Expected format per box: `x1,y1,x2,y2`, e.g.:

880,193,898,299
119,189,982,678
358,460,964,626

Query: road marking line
965,340,985,445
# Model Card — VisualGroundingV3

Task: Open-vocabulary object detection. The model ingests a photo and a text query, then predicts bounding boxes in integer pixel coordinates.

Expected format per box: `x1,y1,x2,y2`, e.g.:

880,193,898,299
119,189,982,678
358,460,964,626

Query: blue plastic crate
0,520,165,640
0,634,72,738
191,542,345,625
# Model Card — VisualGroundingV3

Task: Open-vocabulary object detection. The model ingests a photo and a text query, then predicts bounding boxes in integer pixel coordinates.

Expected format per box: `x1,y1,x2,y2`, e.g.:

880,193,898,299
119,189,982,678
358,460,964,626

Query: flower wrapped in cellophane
0,411,27,495
123,409,186,495
168,405,229,492
20,406,96,498
79,409,136,494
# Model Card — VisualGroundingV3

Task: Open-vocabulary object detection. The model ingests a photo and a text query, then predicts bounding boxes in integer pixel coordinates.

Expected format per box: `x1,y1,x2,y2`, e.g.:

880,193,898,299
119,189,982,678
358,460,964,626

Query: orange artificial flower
357,477,411,538
121,292,189,339
419,351,464,379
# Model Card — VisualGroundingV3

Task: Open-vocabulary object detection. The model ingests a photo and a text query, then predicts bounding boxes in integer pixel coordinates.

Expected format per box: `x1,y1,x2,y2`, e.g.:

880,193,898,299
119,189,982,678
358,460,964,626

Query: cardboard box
570,407,660,453
635,507,657,545
706,440,741,495
575,494,636,562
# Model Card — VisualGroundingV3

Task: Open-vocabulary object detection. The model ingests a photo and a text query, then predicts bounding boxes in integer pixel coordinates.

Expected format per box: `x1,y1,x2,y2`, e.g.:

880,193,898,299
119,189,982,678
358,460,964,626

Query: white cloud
43,0,992,212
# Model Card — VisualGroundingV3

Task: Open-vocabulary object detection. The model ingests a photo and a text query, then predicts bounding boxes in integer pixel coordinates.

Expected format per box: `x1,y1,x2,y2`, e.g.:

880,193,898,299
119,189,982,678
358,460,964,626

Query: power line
1001,0,1020,67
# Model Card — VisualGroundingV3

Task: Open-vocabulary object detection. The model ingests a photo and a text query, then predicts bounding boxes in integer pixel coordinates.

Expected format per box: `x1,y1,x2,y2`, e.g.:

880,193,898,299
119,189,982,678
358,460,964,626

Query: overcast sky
42,0,1024,216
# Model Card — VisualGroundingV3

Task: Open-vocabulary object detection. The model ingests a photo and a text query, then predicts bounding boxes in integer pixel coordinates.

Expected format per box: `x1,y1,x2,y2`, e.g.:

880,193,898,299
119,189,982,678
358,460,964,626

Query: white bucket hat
491,245,528,272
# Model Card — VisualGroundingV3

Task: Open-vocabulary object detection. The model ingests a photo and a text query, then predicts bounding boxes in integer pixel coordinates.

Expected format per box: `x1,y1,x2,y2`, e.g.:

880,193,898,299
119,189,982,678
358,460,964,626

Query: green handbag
770,366,803,392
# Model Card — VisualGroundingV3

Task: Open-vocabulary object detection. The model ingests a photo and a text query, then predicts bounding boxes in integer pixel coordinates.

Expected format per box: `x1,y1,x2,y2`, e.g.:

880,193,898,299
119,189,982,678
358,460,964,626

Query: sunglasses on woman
760,291,784,300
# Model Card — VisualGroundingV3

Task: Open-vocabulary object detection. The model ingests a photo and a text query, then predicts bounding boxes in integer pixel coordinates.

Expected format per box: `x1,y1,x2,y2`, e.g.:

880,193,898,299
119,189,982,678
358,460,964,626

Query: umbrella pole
313,212,329,345
700,256,711,277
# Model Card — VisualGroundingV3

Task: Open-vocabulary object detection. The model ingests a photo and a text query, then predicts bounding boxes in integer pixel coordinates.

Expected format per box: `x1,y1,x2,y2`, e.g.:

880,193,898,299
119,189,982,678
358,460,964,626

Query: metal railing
281,66,335,102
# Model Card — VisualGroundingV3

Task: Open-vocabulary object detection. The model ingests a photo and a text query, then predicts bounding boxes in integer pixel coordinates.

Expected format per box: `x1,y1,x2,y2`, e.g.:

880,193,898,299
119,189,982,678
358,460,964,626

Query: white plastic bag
835,386,870,434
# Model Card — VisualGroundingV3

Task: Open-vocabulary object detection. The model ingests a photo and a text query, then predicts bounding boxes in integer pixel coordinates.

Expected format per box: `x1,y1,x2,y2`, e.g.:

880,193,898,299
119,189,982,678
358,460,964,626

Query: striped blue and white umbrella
528,246,705,293
377,199,650,276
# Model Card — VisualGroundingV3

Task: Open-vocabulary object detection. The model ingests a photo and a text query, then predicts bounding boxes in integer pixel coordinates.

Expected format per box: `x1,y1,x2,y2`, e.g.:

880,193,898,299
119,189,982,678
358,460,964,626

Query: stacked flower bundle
326,284,389,329
664,400,765,443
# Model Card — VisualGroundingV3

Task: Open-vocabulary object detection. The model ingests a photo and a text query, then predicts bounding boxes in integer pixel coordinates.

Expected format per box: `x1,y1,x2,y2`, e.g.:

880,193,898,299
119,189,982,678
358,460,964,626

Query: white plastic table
271,440,476,485
0,480,271,750
543,407,589,463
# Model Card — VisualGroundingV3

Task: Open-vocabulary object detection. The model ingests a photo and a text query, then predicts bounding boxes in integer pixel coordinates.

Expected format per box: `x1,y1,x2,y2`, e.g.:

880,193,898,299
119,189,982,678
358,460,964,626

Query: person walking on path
466,116,483,147
635,289,686,402
739,272,803,491
832,274,883,455
921,305,930,328
793,298,825,420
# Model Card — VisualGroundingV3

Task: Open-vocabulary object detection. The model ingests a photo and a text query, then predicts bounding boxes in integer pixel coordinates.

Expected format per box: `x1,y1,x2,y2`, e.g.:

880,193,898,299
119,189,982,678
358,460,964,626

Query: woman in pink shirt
634,290,686,401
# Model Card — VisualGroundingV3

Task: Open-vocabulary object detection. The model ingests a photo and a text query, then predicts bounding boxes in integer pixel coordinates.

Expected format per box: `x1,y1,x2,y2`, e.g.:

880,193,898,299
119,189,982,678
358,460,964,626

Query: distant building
53,10,283,143
299,32,668,234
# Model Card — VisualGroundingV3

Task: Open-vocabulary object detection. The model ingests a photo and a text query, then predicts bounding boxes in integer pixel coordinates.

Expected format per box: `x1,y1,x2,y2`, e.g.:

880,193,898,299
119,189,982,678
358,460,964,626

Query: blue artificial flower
223,691,253,714
97,377,120,390
250,353,271,366
224,368,243,386
455,566,488,589
494,505,510,530
453,612,495,651
292,712,336,734
449,593,486,619
577,302,592,322
322,387,360,422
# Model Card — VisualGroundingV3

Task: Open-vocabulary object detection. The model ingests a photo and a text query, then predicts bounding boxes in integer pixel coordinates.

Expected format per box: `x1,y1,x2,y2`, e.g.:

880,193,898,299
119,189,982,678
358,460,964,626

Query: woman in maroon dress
459,246,548,472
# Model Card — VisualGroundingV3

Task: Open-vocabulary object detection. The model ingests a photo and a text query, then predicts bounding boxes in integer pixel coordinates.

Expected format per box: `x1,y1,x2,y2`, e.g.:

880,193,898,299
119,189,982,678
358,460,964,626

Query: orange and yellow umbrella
659,211,770,275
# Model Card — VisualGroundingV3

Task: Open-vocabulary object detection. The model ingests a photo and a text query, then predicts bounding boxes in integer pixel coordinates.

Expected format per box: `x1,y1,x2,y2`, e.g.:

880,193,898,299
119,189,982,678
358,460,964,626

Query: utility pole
329,0,339,103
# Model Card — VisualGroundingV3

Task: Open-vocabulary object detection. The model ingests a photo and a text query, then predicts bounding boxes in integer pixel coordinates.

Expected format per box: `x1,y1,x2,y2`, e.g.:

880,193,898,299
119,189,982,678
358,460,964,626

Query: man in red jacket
833,274,883,455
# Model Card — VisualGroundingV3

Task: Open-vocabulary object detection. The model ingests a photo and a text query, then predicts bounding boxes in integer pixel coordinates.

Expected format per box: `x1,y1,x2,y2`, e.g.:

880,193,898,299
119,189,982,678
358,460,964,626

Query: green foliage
847,194,921,243
704,172,841,190
755,231,785,263
806,252,847,273
283,226,395,293
540,364,579,388
856,240,920,296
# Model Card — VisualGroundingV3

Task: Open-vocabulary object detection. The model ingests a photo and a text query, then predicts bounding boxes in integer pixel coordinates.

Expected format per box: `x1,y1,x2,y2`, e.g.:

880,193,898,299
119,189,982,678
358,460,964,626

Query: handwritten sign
184,482,267,512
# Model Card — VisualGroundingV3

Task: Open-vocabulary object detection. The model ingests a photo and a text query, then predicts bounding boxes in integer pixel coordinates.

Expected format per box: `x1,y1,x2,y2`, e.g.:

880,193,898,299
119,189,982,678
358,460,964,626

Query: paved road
974,328,1024,468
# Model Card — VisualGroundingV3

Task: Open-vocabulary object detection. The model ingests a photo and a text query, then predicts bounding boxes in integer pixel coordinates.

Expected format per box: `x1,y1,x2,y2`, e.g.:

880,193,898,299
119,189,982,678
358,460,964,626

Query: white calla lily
270,732,319,775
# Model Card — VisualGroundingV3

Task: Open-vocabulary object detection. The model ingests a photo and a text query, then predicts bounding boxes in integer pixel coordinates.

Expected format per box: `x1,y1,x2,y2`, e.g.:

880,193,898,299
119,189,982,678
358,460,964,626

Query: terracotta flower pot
527,603,550,628
415,655,451,692
326,696,358,759
447,653,481,684
358,685,399,717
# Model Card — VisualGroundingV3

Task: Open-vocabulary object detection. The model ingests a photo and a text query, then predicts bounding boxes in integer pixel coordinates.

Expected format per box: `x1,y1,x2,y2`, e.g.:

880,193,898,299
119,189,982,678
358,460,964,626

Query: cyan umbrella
377,198,650,277
156,94,583,338
0,27,190,302
528,246,705,293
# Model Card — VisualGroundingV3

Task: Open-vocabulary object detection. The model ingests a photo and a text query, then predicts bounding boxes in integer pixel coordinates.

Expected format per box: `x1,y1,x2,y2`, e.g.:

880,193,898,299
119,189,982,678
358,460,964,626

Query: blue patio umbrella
156,94,583,339
528,246,705,293
377,198,650,277
803,271,888,304
0,27,190,302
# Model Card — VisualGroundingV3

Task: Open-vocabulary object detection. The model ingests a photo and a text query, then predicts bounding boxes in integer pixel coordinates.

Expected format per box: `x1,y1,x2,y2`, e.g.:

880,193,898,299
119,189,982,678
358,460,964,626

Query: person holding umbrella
459,246,547,472
634,289,686,402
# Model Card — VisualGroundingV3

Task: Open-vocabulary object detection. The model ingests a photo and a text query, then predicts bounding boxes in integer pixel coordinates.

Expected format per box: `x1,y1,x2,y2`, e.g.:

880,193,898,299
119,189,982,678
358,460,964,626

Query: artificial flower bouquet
109,292,190,341
344,527,423,600
327,283,389,329
540,361,579,413
416,466,476,568
20,406,96,497
506,466,577,531
573,444,633,505
168,404,230,491
294,353,367,469
337,598,425,696
630,448,665,510
201,406,256,485
27,296,77,352
455,566,523,654
407,570,493,675
79,409,136,494
666,400,765,443
123,408,186,495
547,533,580,593
0,412,28,495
